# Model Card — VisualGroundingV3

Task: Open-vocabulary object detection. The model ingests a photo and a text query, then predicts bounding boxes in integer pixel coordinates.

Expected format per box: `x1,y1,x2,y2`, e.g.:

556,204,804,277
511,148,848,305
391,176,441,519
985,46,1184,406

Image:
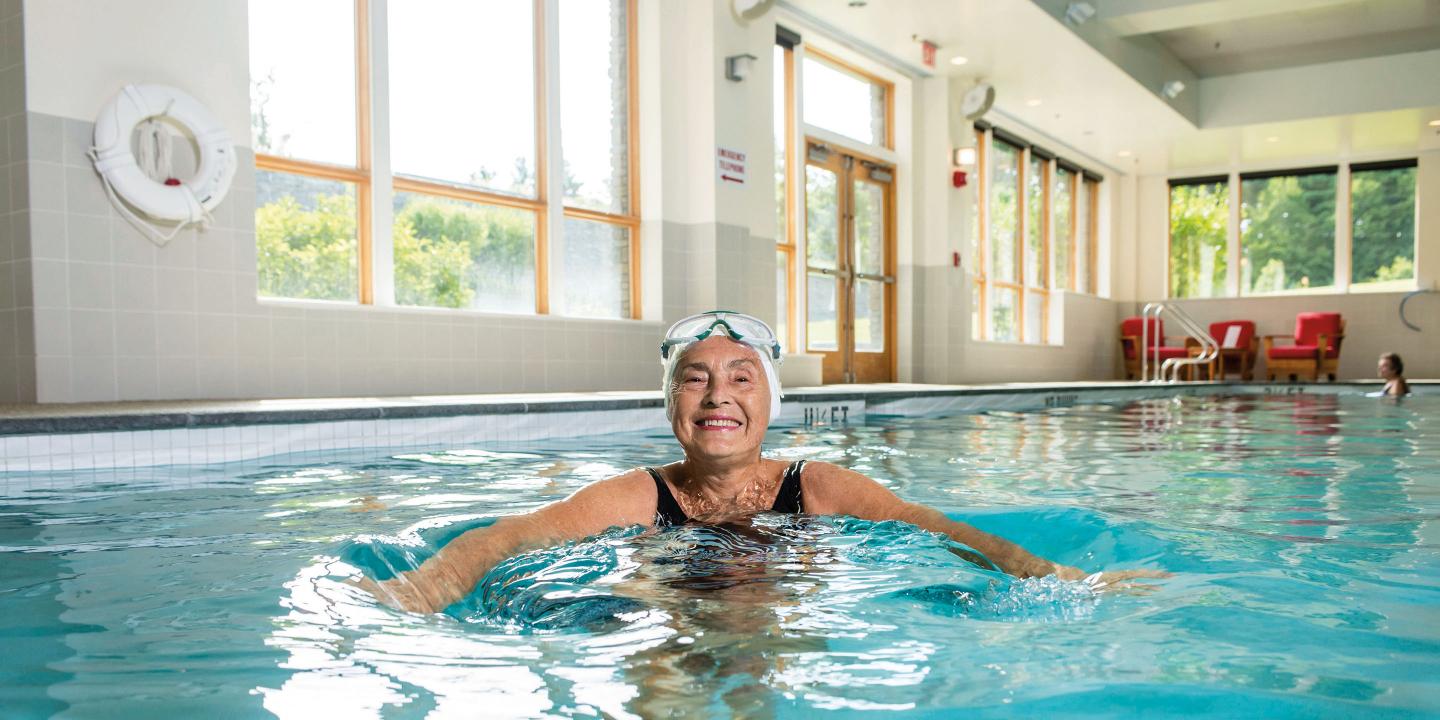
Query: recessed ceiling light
949,56,968,66
1429,119,1440,127
1117,150,1132,157
1265,136,1280,143
1026,98,1042,107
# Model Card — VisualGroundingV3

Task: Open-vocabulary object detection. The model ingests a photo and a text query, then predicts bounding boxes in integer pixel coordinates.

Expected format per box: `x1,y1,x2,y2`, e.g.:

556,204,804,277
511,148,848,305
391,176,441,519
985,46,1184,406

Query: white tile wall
0,405,673,476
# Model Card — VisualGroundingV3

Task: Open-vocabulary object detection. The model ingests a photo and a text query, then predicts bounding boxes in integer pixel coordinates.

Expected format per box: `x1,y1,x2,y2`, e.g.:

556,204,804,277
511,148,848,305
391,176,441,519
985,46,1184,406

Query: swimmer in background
1379,352,1410,396
357,310,1167,614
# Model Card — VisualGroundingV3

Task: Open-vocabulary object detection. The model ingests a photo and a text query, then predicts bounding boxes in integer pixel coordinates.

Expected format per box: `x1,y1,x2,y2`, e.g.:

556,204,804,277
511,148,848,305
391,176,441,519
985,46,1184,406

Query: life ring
91,84,236,224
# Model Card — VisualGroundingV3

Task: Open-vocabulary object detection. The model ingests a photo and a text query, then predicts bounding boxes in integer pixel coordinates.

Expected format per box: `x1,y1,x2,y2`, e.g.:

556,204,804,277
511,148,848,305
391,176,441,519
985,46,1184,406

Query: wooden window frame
802,46,895,151
556,0,643,318
972,127,987,340
253,0,642,319
776,41,797,351
1083,176,1099,294
254,0,374,304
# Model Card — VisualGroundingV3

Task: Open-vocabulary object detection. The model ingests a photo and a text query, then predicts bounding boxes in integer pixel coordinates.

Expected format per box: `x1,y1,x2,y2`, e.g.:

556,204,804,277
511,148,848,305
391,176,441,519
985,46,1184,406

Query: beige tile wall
13,112,790,402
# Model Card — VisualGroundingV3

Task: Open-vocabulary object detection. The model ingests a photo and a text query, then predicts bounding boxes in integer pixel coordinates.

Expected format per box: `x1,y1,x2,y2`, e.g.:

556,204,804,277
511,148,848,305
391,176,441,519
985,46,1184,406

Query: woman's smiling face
669,336,772,465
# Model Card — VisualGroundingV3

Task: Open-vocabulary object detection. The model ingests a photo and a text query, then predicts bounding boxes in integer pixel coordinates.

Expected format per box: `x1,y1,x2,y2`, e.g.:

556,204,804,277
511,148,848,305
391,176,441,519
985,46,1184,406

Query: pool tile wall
5,382,1420,476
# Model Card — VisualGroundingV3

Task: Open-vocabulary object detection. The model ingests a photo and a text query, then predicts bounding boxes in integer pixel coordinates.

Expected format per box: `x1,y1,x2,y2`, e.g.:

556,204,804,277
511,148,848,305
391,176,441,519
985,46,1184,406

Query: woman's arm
357,470,658,613
801,462,1150,582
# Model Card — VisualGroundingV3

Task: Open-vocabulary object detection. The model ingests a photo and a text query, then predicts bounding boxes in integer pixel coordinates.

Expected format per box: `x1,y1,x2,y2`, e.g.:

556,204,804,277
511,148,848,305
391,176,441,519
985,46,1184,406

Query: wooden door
804,142,894,383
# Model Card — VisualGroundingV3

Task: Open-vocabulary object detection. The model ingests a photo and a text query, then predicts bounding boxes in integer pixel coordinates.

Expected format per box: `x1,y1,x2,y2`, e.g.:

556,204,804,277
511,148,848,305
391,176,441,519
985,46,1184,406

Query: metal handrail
1139,302,1218,383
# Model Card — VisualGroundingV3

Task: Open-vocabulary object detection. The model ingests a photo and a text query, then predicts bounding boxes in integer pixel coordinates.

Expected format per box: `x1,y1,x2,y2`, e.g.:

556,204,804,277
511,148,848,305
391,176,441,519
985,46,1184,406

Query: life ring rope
90,84,235,248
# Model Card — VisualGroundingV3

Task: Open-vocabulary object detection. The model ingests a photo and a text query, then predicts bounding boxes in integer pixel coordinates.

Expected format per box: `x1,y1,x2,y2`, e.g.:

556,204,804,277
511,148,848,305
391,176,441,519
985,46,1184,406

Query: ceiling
1145,0,1440,76
779,0,1440,175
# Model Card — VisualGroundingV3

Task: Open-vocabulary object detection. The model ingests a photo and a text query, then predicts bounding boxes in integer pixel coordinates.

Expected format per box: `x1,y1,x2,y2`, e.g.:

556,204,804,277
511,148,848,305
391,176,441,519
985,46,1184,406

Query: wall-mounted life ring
91,84,236,228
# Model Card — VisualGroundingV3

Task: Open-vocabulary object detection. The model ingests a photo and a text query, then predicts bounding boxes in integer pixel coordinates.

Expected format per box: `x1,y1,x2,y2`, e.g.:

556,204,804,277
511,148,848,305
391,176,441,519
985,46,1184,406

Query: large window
250,0,366,303
1167,159,1417,298
1350,160,1417,287
1168,177,1229,299
971,126,1103,344
250,0,639,318
774,39,796,352
1240,168,1336,294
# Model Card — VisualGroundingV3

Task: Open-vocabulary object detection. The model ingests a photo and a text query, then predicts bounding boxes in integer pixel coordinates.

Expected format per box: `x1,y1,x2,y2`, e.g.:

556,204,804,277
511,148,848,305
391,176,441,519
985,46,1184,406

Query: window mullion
1226,171,1241,296
1335,163,1351,292
538,0,562,315
367,0,395,307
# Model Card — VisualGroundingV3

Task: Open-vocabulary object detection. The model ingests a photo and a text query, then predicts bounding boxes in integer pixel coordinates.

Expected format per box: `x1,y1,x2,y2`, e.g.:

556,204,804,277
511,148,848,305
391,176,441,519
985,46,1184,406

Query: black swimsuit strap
647,460,806,527
771,460,806,514
646,467,688,527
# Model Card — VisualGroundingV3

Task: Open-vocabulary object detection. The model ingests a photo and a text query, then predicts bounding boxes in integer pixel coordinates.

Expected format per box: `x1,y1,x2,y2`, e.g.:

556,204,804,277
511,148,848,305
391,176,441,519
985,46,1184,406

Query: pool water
2,393,1438,718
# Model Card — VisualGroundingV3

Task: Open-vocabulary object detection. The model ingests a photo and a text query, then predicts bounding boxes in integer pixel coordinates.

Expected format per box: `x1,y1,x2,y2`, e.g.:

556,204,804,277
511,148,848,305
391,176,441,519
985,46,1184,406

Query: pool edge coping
1,380,1431,436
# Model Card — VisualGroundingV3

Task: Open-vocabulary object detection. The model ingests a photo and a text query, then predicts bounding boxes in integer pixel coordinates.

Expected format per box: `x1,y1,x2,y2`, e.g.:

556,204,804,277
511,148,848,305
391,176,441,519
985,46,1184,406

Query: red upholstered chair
1263,312,1345,382
1119,317,1188,380
1209,320,1257,381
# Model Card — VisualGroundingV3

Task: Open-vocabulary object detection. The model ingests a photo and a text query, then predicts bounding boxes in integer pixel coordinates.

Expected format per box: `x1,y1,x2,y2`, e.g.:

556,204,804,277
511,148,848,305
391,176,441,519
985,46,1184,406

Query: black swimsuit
644,460,807,527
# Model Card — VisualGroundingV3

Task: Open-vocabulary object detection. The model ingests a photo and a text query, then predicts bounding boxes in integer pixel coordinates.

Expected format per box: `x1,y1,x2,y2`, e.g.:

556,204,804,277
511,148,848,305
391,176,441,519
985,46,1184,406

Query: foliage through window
1240,170,1336,294
1351,163,1416,286
1168,160,1417,298
1168,179,1229,299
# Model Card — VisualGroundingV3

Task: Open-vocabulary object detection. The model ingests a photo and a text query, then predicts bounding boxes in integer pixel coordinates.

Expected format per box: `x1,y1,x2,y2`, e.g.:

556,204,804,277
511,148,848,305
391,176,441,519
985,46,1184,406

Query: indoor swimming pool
2,392,1438,718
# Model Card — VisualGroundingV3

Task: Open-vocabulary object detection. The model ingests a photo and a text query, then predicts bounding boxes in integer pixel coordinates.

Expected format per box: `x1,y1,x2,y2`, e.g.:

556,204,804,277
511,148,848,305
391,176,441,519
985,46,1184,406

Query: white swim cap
660,313,783,423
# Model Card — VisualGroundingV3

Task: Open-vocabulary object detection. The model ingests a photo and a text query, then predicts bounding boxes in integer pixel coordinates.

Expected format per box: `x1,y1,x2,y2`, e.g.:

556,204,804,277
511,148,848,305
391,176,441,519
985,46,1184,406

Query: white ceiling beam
1199,48,1440,127
1101,0,1363,36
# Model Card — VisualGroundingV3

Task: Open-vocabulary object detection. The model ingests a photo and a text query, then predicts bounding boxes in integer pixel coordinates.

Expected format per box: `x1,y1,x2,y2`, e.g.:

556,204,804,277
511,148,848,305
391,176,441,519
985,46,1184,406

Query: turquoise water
2,393,1438,718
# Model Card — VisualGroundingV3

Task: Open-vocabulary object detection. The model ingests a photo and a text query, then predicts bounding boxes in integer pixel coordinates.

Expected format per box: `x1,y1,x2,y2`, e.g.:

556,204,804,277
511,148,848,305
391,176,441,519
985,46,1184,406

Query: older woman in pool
361,310,1163,613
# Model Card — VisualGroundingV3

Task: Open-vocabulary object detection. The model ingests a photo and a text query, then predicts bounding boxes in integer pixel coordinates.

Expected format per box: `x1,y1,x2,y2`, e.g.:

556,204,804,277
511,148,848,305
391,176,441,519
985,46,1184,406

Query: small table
1213,347,1254,381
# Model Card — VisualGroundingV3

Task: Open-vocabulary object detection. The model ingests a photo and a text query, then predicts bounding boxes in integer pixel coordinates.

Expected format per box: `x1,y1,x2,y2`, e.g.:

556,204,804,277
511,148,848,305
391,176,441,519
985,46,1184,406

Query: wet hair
1381,352,1404,375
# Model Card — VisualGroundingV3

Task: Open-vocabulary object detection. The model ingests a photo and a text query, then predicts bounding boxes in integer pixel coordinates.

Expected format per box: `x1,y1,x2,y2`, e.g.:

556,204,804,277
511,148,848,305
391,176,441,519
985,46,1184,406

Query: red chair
1263,312,1345,382
1119,317,1189,380
1209,320,1257,381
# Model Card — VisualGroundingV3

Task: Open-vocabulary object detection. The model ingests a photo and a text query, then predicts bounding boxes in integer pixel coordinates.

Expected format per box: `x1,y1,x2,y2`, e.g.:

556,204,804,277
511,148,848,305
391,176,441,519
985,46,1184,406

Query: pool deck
0,380,1428,436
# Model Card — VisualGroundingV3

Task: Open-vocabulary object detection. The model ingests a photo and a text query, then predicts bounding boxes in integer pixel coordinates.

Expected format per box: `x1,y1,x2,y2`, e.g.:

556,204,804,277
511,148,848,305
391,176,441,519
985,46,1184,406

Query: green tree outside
1240,173,1335,293
1168,182,1228,299
1351,167,1416,285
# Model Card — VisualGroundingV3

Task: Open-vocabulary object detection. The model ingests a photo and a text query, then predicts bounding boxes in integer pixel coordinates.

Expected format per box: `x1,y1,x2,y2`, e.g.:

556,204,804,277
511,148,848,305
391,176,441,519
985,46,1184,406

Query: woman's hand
351,572,454,614
1052,563,1172,591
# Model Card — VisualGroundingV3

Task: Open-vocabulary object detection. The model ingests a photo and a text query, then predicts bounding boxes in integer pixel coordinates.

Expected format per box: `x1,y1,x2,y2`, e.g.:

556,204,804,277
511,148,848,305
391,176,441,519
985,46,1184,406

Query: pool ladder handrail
1140,302,1218,383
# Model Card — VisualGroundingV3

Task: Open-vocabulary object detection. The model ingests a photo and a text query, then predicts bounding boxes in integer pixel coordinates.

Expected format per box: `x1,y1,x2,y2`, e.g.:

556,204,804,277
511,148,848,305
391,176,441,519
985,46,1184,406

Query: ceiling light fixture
1160,80,1186,99
949,56,968,66
1064,1,1096,26
1026,98,1042,107
1265,136,1280,143
1429,119,1440,127
1117,150,1132,157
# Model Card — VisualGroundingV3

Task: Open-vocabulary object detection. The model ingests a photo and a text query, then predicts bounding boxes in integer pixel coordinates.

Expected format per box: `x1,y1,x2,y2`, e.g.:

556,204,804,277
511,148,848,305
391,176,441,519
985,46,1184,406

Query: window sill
968,338,1065,349
255,297,662,325
1168,283,1421,301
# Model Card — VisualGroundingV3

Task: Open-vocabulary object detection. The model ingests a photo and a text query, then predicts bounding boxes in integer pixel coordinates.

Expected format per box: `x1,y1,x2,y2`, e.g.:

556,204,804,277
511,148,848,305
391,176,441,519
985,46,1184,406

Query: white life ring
92,84,236,225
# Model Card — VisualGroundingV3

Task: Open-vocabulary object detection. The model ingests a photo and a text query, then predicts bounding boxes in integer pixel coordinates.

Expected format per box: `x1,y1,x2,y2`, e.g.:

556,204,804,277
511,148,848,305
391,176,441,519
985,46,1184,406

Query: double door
804,142,894,384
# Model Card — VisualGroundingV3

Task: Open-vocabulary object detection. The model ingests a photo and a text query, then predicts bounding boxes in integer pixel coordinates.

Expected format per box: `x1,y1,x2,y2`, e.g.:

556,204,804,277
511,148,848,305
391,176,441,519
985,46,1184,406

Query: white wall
23,0,251,146
1199,50,1440,128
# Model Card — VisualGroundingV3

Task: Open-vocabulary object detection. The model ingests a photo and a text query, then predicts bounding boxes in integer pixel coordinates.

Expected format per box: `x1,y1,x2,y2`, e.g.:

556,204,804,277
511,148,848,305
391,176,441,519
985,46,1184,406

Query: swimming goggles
660,310,782,361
